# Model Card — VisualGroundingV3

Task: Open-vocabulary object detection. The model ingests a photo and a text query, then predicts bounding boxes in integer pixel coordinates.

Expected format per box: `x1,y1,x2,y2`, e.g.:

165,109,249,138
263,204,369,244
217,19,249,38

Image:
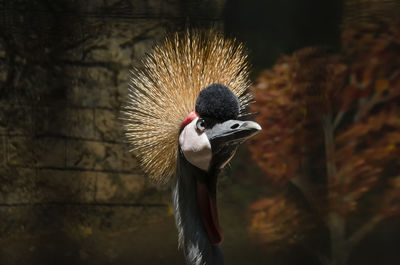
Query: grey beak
206,120,261,144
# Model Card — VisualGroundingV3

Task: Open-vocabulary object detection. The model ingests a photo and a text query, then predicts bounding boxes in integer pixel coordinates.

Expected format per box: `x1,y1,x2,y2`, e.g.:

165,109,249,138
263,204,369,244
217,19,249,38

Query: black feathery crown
195,83,240,121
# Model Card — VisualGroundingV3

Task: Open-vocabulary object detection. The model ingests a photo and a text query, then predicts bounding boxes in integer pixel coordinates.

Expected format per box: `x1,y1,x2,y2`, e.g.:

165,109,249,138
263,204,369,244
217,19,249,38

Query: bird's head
179,83,261,172
178,83,261,245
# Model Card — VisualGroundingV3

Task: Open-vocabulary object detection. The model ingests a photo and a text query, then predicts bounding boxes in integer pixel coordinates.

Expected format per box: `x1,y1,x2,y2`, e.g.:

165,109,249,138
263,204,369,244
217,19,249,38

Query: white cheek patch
179,118,212,171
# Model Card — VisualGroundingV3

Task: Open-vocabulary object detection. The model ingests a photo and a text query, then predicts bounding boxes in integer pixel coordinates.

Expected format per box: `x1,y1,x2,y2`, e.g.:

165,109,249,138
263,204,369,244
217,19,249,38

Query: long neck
172,153,225,265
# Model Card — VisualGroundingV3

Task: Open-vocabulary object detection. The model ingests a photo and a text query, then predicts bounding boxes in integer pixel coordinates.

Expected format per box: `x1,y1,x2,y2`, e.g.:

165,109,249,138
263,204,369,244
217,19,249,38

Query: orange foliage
332,108,400,214
249,48,346,185
248,195,310,251
248,18,400,249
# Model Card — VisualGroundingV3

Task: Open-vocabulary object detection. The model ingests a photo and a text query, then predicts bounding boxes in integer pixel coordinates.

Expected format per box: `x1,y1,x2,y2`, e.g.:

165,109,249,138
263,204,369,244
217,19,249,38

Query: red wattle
197,182,223,245
181,111,199,130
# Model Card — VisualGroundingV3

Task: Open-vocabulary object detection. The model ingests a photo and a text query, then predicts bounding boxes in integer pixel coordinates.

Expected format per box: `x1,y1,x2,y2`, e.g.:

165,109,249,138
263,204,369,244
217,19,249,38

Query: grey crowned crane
123,30,261,265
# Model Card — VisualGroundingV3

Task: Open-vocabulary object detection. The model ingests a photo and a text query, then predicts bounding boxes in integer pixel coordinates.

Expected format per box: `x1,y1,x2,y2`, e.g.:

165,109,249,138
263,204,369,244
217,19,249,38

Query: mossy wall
0,1,231,264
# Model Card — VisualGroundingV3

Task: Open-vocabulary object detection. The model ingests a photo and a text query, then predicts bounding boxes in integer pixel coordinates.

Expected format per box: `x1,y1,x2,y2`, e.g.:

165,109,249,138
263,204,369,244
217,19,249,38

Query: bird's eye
196,119,206,132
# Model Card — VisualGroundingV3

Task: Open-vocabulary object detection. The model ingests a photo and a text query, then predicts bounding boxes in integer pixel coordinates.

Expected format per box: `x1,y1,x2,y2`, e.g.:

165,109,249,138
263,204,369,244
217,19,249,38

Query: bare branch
333,111,345,130
347,215,384,248
290,175,319,212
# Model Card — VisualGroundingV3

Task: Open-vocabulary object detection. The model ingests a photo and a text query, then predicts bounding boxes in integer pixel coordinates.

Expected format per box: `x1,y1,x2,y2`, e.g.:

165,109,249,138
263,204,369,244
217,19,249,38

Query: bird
123,30,261,265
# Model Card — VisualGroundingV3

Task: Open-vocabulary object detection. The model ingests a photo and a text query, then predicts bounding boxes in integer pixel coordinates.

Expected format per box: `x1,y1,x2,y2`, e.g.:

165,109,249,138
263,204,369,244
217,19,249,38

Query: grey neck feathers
172,154,225,265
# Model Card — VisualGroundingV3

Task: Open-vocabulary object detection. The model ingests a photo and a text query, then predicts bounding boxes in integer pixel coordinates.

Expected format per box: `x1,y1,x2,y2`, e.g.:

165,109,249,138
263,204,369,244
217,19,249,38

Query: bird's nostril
231,123,240,129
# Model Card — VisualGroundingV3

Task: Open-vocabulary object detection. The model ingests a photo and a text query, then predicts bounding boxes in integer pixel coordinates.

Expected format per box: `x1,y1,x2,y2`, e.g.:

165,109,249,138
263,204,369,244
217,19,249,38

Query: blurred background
0,0,399,265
